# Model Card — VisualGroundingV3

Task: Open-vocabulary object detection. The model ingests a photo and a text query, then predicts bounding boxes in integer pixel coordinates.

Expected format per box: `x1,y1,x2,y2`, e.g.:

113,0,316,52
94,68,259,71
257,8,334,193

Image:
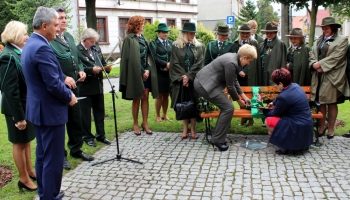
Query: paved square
57,132,350,199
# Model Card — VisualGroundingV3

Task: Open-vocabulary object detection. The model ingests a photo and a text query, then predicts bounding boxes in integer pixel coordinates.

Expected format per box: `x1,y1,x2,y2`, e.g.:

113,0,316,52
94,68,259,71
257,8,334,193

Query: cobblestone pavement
56,133,350,199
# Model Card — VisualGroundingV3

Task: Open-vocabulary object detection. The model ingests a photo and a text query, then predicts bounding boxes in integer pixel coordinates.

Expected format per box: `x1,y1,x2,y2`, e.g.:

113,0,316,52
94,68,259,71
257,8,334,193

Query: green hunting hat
286,28,304,37
237,23,251,32
261,22,278,32
181,22,197,33
216,25,231,35
155,23,170,32
320,17,341,28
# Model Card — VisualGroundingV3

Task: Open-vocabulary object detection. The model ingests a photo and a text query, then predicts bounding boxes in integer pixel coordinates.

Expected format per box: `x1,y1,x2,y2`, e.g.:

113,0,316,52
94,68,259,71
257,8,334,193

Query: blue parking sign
226,16,235,24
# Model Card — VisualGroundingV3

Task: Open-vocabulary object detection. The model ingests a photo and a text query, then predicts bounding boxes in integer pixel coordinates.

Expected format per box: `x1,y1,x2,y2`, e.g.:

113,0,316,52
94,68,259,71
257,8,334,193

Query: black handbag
175,85,196,120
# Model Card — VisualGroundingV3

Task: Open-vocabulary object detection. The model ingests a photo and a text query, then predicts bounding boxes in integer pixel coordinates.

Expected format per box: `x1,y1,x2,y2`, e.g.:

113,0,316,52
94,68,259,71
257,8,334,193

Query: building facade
68,0,198,56
197,0,244,31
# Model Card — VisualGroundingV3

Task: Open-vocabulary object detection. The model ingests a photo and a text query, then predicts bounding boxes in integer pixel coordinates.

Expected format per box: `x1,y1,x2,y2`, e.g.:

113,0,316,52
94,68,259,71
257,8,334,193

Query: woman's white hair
173,32,201,48
81,28,100,40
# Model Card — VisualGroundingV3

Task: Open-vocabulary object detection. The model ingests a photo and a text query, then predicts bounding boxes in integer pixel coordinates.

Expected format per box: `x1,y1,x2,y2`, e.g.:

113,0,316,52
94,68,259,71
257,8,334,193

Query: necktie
163,41,166,46
320,38,327,48
88,48,94,60
219,42,223,49
242,40,247,45
60,34,67,45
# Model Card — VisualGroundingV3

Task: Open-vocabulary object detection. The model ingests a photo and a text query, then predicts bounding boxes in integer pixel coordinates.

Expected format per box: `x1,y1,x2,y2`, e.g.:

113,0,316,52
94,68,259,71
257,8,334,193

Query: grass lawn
1,91,350,199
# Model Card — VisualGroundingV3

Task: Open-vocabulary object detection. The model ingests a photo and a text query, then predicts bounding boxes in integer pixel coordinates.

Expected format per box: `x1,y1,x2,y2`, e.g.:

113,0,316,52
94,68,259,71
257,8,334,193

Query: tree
233,0,260,41
257,0,280,32
331,2,350,24
0,0,17,38
8,0,70,34
85,0,97,30
237,0,258,23
272,0,343,47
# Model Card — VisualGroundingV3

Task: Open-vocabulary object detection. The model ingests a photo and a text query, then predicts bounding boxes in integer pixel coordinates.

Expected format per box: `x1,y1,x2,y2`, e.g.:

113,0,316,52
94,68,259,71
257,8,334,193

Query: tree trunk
281,4,290,45
85,0,97,30
308,0,318,47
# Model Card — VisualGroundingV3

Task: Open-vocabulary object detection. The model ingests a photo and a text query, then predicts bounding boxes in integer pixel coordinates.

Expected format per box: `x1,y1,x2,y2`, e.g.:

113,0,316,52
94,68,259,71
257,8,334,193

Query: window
181,19,190,27
119,18,129,39
181,0,189,3
145,18,152,24
167,19,176,28
97,17,109,43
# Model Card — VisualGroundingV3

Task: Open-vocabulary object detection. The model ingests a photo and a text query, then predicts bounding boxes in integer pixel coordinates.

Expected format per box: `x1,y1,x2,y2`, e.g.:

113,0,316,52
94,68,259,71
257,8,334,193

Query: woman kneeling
263,68,313,155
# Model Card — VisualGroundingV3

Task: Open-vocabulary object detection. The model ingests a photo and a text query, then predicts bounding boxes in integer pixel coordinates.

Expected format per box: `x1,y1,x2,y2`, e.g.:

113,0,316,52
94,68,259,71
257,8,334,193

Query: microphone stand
90,47,142,166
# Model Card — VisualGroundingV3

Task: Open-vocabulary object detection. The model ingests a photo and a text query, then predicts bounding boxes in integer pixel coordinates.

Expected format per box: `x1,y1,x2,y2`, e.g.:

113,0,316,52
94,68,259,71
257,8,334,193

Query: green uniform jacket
232,38,261,86
50,32,84,95
287,43,311,86
254,34,264,44
204,40,235,65
169,43,204,108
0,44,26,122
149,38,172,73
77,43,106,95
309,34,349,103
259,37,287,85
119,33,158,100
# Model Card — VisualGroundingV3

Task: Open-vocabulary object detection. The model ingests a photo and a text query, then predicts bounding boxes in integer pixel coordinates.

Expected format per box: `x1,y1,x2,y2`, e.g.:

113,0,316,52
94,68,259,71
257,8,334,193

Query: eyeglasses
58,16,67,19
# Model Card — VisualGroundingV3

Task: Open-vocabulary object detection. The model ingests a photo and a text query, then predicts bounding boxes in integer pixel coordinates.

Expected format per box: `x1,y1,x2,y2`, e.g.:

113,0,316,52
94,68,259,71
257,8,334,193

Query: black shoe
86,140,97,147
327,135,334,139
29,175,36,181
18,181,37,192
275,149,290,155
63,157,71,170
56,191,65,199
97,138,111,145
342,133,350,138
71,151,94,161
209,140,229,151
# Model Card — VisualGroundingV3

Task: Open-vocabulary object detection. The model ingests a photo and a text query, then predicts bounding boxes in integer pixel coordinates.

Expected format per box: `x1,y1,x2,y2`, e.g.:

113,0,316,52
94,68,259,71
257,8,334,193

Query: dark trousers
81,94,106,141
66,102,83,154
35,125,65,200
194,79,234,143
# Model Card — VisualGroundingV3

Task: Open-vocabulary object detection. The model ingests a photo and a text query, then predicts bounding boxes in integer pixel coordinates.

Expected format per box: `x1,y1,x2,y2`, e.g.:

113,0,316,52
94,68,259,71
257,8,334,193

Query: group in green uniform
76,28,111,148
169,22,204,140
150,23,173,122
50,6,94,167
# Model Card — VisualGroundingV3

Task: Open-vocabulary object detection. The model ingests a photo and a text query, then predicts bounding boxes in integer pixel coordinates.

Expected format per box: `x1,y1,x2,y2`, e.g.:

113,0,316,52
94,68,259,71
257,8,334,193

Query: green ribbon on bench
249,86,265,118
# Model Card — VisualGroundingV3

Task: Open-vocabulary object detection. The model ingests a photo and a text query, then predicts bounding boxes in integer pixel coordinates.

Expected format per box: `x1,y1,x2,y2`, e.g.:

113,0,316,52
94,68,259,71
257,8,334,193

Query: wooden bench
200,86,324,146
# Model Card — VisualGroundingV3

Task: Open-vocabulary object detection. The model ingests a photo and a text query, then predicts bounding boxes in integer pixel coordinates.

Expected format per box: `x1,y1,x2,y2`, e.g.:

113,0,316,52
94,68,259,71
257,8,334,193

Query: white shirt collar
10,43,22,52
158,37,165,43
80,42,89,50
33,32,49,45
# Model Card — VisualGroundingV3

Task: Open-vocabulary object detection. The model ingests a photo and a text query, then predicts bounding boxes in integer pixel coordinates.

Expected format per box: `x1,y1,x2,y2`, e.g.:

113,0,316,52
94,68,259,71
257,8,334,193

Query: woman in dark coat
0,21,37,191
150,23,172,122
262,68,313,154
259,22,287,86
169,22,204,140
309,17,349,139
285,28,311,86
119,16,158,135
204,25,235,65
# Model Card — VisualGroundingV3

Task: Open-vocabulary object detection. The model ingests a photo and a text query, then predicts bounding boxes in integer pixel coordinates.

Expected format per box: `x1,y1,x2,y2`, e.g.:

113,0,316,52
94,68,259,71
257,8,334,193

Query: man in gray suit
194,44,257,151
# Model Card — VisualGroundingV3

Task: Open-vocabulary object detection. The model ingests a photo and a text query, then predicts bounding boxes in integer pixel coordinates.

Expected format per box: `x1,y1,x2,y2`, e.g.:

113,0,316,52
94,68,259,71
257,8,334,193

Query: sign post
226,16,235,25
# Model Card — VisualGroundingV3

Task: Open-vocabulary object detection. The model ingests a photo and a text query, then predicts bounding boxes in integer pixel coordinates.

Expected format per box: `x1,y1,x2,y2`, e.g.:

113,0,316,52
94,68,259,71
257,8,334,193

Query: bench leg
313,118,322,147
204,117,211,145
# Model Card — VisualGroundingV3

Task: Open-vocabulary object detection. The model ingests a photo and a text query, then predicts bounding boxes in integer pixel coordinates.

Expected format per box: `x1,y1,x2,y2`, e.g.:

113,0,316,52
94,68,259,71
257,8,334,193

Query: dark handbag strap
180,85,193,103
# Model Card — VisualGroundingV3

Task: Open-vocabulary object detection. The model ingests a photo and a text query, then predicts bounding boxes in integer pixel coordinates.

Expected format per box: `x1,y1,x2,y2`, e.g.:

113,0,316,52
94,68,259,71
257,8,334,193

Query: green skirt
5,115,35,144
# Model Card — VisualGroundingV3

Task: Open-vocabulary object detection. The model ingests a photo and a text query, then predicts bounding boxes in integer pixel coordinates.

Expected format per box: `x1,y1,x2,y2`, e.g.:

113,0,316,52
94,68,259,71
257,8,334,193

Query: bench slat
200,109,323,119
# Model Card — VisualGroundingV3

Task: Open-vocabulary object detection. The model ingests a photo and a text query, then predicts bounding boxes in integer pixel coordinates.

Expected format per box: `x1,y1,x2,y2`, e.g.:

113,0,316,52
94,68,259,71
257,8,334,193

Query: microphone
90,45,98,52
